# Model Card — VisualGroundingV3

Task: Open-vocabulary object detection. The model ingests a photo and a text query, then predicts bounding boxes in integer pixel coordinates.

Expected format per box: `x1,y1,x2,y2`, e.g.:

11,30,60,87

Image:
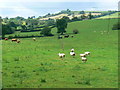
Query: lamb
81,57,87,63
71,48,74,52
84,52,90,56
17,39,20,43
80,54,86,57
4,38,8,41
70,52,75,57
11,39,17,42
64,35,69,38
58,36,62,39
33,38,36,41
58,53,65,58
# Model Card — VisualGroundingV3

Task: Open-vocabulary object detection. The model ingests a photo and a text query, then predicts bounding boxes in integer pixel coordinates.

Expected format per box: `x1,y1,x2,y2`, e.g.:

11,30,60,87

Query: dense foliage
40,27,53,36
112,22,120,30
56,17,68,35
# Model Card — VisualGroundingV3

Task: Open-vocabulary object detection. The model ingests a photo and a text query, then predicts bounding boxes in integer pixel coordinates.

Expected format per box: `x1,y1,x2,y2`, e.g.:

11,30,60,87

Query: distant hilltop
38,10,117,21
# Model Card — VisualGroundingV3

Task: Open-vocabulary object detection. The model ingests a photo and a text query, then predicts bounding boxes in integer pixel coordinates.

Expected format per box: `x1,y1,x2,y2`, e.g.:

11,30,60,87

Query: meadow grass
2,18,118,88
96,12,119,19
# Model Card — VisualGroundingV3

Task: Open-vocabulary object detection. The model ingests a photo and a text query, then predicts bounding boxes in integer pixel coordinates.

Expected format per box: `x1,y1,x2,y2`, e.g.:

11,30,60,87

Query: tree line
1,10,116,38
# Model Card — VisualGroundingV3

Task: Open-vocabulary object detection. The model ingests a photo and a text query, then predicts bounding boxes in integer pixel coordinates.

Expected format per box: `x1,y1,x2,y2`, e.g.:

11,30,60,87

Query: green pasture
96,12,119,19
2,18,118,88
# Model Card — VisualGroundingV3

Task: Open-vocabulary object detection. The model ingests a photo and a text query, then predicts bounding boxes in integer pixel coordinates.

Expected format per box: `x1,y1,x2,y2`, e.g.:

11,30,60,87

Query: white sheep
84,52,90,56
17,39,20,43
81,57,87,63
80,54,86,57
58,53,65,58
71,48,74,52
33,38,36,41
70,52,75,57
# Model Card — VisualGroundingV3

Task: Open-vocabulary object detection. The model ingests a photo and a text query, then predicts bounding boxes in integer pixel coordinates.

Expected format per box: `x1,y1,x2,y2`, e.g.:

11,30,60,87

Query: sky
0,0,119,18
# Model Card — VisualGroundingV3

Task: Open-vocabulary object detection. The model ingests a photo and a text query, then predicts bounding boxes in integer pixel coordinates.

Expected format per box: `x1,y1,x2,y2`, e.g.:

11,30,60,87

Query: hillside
96,12,119,19
52,18,118,34
2,18,118,88
39,12,102,20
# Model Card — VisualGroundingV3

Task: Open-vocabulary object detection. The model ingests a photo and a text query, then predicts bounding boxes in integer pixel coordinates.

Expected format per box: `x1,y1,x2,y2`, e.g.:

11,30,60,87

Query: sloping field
96,12,119,19
2,19,118,88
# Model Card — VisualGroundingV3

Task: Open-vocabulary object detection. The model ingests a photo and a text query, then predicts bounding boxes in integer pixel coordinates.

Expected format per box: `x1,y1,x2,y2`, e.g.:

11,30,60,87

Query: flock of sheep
58,49,90,63
4,37,36,43
4,37,90,62
58,35,74,39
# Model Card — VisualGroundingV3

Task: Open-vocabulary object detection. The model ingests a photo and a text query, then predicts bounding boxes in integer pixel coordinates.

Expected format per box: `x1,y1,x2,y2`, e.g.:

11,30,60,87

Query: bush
8,36,13,39
40,27,53,36
41,79,46,83
73,29,79,34
112,22,120,30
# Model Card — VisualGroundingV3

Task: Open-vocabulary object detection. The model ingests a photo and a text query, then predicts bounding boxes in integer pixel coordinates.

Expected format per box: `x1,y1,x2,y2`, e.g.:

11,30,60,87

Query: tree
112,22,120,30
0,16,3,22
21,25,27,31
88,12,93,19
56,17,68,35
2,24,7,38
40,27,53,36
8,21,17,28
81,14,87,20
2,24,15,38
79,11,85,14
46,19,55,26
71,17,79,21
15,16,24,20
62,16,70,22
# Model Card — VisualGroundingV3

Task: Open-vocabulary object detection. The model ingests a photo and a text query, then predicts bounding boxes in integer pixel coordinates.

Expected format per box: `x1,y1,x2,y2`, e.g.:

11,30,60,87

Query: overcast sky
0,0,119,18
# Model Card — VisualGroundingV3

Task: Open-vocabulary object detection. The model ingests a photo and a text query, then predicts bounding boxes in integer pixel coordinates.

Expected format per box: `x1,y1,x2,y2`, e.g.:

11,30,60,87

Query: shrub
73,29,79,34
8,36,13,39
41,79,46,83
40,27,53,36
112,22,120,30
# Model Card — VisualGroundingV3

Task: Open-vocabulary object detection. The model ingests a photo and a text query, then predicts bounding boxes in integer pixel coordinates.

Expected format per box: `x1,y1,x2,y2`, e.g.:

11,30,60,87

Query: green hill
2,18,118,88
96,12,119,19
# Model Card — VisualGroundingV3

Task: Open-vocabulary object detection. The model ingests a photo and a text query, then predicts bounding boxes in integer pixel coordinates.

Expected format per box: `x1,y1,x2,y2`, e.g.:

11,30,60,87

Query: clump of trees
2,23,15,38
1,10,116,38
112,22,120,30
40,27,53,36
88,12,94,19
56,17,68,35
71,17,80,21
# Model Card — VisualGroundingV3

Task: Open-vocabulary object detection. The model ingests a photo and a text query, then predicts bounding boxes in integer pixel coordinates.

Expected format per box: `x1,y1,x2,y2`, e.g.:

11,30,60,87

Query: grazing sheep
71,35,74,38
64,35,69,38
33,38,36,41
4,38,8,41
58,53,65,58
17,39,20,43
84,52,90,56
81,57,87,63
11,39,17,42
71,48,74,52
80,54,86,57
70,52,75,57
58,36,62,39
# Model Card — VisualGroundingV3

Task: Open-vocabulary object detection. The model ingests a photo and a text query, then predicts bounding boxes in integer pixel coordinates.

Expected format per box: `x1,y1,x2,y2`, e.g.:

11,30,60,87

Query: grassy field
6,31,40,37
2,18,118,88
96,12,119,19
